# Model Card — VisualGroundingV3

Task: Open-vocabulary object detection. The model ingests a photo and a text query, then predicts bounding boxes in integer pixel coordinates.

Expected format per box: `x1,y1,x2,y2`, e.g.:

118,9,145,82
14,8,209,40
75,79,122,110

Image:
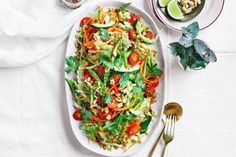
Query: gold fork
161,115,176,157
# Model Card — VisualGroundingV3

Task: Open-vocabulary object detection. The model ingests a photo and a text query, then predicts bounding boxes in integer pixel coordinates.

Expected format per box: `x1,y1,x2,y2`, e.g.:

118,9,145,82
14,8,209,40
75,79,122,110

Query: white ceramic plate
65,0,166,156
152,0,225,31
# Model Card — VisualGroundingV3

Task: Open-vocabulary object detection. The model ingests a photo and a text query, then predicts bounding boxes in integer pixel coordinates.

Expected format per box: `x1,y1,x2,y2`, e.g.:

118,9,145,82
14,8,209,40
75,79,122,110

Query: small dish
62,0,87,9
151,0,225,31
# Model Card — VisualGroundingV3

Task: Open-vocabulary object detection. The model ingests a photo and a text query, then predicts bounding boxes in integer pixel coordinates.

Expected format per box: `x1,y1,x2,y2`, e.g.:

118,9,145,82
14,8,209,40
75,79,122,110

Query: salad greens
65,3,162,150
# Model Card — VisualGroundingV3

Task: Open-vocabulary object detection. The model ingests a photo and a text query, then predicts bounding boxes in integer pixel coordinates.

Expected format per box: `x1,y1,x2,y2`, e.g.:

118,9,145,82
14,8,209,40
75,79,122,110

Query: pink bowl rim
151,0,225,32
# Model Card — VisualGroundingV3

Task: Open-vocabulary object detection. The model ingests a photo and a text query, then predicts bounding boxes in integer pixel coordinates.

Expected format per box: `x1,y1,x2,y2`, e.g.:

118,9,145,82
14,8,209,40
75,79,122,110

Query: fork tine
164,115,170,135
170,115,176,137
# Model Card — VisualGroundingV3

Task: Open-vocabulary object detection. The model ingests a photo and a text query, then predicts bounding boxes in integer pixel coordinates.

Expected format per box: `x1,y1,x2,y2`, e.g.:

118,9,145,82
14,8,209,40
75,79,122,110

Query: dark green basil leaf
140,116,152,134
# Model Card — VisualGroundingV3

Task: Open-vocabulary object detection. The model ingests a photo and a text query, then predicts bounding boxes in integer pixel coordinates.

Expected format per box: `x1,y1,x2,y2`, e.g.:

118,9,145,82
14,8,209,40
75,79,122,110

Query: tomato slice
128,52,141,66
73,109,81,121
126,121,141,136
97,96,103,106
144,30,154,39
129,14,140,25
94,64,105,79
148,76,159,88
128,29,136,41
80,17,93,26
83,69,92,80
98,109,112,119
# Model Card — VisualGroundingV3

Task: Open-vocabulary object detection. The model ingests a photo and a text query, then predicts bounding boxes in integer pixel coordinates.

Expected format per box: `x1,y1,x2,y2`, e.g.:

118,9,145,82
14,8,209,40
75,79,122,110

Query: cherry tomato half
126,121,141,136
80,17,93,27
94,64,105,79
129,14,140,25
144,30,154,39
97,96,103,106
128,29,136,41
98,109,112,119
128,52,141,66
83,69,92,80
73,109,81,121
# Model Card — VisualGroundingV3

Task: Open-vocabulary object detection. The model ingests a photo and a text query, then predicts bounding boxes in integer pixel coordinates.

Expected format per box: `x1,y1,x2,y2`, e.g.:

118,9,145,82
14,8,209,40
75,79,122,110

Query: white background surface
0,0,235,157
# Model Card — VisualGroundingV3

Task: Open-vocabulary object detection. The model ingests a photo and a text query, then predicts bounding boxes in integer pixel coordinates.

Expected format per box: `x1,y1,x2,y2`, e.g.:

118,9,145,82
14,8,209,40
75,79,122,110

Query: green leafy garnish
140,116,152,134
149,64,162,76
100,49,114,69
99,29,111,41
81,106,92,121
88,69,102,84
65,56,80,73
119,3,131,12
81,122,99,141
119,72,130,87
169,22,217,70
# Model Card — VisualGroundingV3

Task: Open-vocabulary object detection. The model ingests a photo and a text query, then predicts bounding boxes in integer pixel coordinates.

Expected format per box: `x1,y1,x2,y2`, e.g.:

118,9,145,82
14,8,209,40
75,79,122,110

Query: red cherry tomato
97,96,103,106
128,29,136,41
126,121,141,136
148,76,159,88
94,64,105,79
80,17,93,26
73,109,81,121
87,26,98,34
129,14,140,25
128,52,141,66
144,30,154,39
108,98,119,109
83,69,92,80
98,109,112,119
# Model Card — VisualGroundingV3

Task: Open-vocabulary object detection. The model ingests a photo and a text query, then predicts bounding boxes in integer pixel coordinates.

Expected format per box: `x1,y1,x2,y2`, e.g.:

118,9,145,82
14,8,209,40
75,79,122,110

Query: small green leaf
119,3,131,12
149,64,162,76
65,56,80,73
119,72,130,87
105,94,112,104
140,116,152,134
169,42,185,56
181,22,199,39
99,29,110,41
81,106,92,121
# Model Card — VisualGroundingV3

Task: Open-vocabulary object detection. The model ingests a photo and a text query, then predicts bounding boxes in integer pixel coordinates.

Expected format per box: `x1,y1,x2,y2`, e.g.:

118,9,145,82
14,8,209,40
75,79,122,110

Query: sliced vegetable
92,21,116,29
140,116,152,133
135,21,156,44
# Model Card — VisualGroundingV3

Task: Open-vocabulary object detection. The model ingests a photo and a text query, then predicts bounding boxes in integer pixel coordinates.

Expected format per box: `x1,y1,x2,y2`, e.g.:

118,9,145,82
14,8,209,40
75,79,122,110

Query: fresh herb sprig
169,22,217,70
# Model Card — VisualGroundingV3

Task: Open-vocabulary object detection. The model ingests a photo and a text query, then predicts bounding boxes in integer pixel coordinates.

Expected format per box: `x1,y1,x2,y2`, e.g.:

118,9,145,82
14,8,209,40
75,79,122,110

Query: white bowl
64,0,167,156
62,0,87,9
152,0,225,31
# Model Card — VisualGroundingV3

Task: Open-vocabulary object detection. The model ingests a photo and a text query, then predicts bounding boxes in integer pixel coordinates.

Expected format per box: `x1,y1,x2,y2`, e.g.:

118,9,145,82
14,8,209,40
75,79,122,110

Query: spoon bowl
164,102,183,120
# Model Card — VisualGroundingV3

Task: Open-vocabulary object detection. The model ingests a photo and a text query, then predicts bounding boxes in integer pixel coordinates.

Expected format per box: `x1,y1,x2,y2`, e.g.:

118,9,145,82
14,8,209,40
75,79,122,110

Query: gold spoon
148,102,183,157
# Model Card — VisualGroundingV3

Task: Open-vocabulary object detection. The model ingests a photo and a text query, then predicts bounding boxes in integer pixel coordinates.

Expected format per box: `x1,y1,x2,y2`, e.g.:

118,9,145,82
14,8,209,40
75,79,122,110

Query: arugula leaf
65,78,78,97
119,72,130,87
105,94,112,104
81,106,92,121
99,29,110,41
119,3,131,12
140,116,152,134
65,56,80,73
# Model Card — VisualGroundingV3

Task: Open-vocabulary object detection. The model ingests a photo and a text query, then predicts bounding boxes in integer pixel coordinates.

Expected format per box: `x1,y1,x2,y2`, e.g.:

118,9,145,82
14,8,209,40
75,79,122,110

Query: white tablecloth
0,0,235,157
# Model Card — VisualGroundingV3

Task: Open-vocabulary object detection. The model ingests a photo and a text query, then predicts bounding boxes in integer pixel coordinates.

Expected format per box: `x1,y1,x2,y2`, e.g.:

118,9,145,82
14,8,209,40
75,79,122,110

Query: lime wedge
167,0,184,20
159,0,171,7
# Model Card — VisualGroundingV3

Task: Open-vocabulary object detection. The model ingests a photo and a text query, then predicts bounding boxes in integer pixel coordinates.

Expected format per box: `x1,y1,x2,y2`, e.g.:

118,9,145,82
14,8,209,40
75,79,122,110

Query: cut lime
167,0,184,20
159,0,171,7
